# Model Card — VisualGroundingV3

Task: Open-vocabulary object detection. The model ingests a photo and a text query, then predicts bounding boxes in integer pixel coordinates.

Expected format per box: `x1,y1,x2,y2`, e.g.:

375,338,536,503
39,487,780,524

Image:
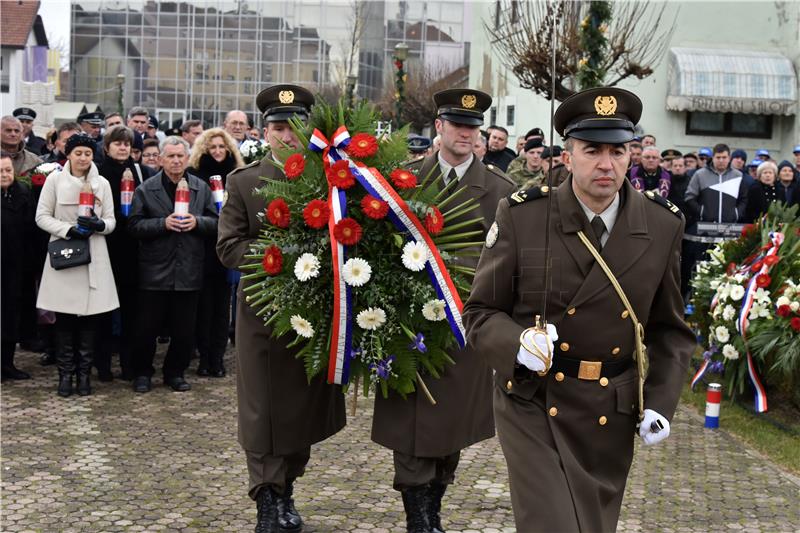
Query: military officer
217,84,346,533
463,87,696,533
371,89,516,533
12,107,47,155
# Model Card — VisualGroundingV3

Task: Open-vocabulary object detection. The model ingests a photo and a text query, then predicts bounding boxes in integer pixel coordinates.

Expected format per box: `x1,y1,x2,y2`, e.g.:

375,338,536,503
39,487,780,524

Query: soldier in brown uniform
217,85,346,533
371,89,516,533
463,87,696,533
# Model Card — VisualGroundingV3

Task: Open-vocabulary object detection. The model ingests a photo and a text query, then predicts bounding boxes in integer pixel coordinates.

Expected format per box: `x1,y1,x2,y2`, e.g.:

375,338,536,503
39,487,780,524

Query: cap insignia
461,94,477,109
279,90,295,104
594,95,617,116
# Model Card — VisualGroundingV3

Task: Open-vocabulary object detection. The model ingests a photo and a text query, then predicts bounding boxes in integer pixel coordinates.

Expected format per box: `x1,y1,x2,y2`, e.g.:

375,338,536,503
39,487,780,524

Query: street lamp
116,73,126,115
393,42,409,128
346,73,358,109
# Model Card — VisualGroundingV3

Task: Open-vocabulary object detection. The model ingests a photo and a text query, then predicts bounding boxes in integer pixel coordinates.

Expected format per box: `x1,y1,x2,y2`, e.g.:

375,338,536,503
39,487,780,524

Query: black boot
276,479,302,532
255,487,280,533
209,351,226,378
55,331,75,397
401,485,433,533
76,329,94,396
428,483,447,533
196,352,211,377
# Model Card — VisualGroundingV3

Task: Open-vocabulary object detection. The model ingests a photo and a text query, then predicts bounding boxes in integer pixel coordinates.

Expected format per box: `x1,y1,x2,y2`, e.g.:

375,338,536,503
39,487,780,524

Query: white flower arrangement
729,285,745,301
722,344,739,360
422,299,447,321
714,325,730,344
342,257,372,287
356,307,386,330
290,315,315,338
401,241,428,272
293,253,320,282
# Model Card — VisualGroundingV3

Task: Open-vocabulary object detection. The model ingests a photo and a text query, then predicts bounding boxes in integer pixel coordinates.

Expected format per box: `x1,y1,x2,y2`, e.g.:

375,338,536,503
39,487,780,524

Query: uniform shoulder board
643,190,682,218
485,163,516,186
508,185,550,206
401,155,426,168
229,159,261,176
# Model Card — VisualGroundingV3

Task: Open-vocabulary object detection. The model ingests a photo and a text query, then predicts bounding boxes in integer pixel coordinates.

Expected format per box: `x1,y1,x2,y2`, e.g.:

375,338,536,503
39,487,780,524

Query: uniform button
555,372,565,382
487,164,495,170
559,342,570,352
567,307,576,316
598,416,608,425
611,347,621,356
599,377,609,387
549,406,558,417
506,380,513,391
621,310,630,319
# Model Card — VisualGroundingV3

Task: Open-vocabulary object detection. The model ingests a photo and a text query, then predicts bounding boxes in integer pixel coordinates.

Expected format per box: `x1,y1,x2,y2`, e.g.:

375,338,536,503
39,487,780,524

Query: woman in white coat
36,134,119,397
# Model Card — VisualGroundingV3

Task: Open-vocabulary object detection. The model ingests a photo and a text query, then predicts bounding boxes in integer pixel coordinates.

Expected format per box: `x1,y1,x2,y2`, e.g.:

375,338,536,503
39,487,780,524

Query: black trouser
133,290,199,380
1,339,17,367
96,282,138,377
196,277,231,370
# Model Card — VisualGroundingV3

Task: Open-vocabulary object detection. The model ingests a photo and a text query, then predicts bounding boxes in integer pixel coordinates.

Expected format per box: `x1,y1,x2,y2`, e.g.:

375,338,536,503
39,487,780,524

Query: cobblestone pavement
2,347,799,533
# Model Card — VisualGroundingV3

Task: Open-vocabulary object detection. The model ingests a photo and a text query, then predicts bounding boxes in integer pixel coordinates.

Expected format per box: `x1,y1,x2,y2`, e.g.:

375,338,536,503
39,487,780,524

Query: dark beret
524,138,544,152
65,133,97,155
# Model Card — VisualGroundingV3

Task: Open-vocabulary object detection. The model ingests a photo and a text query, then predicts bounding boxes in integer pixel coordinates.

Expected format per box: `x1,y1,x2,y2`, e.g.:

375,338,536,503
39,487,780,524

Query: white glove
639,408,670,446
516,323,558,373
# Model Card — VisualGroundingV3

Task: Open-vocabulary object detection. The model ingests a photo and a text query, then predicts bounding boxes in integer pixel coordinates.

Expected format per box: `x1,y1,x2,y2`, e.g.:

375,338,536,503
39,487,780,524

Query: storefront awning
666,47,797,116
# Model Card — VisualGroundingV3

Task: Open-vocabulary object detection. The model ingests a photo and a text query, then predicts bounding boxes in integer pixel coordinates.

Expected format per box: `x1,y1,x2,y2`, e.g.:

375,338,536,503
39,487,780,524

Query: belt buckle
578,360,602,380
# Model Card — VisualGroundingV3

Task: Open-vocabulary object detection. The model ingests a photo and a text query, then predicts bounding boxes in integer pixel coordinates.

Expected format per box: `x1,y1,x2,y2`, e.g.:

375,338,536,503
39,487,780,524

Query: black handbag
48,238,91,270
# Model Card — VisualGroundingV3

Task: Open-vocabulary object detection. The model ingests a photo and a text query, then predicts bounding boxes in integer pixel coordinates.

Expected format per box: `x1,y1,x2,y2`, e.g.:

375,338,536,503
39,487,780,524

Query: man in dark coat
217,84,346,533
482,125,517,171
127,136,218,393
372,89,516,533
13,108,47,156
463,87,695,533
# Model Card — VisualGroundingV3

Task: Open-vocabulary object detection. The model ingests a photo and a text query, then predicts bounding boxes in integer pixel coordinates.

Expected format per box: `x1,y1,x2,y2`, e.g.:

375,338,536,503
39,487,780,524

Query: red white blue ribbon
735,231,784,413
690,359,710,389
309,126,465,385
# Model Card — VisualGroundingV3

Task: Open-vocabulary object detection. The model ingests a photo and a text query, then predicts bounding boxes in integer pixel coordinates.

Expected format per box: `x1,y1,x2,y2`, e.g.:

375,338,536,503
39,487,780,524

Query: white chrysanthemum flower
342,257,372,287
37,162,60,173
422,299,447,321
290,315,314,338
714,325,730,344
791,301,800,312
293,253,320,282
776,295,791,307
722,344,739,360
729,285,745,301
356,307,386,330
722,305,736,321
401,241,428,271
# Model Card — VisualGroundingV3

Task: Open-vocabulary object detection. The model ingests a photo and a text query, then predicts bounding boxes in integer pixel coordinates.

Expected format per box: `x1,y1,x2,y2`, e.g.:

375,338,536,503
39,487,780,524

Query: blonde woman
35,134,119,397
187,128,243,377
744,161,785,223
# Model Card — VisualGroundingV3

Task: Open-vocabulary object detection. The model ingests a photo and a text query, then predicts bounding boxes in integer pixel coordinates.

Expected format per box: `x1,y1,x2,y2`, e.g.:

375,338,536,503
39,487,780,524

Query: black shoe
196,365,211,377
276,480,302,532
77,373,92,396
428,483,447,533
255,487,280,533
401,485,433,533
39,352,56,366
210,366,226,378
166,376,191,392
57,374,73,397
133,376,152,393
1,365,31,380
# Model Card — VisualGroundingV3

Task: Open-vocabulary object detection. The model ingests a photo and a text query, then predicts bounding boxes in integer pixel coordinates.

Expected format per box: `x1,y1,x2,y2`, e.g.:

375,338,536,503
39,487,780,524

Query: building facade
70,0,472,127
469,1,800,158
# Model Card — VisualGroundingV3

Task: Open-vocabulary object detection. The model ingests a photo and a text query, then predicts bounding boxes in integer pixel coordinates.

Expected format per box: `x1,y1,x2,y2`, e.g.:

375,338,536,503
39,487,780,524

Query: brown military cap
256,84,314,122
433,89,492,126
660,148,683,159
554,87,642,144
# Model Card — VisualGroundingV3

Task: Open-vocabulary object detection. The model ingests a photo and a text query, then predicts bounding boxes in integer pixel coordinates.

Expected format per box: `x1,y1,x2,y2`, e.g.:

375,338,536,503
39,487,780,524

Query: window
686,112,772,139
490,106,497,125
506,105,515,126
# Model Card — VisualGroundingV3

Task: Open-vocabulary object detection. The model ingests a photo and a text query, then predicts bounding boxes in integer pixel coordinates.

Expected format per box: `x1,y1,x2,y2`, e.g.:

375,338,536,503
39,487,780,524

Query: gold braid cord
576,231,648,422
519,315,553,377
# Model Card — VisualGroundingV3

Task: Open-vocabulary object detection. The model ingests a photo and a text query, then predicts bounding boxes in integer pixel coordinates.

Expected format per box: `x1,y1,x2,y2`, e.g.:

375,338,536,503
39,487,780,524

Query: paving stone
2,347,799,532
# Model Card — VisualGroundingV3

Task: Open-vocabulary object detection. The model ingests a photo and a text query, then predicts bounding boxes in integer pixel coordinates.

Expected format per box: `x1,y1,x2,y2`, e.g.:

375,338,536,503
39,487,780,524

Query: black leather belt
551,356,632,380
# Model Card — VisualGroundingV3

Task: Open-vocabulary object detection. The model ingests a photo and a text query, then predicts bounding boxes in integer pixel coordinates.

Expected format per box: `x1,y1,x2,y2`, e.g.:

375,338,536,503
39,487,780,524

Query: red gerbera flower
390,168,417,189
333,217,362,246
347,133,379,158
741,224,755,237
266,198,291,228
326,160,356,189
361,195,389,220
283,153,305,179
791,317,800,332
262,245,283,276
764,255,780,266
303,199,329,229
425,206,444,235
755,274,771,288
30,173,46,186
777,305,792,318
750,260,763,273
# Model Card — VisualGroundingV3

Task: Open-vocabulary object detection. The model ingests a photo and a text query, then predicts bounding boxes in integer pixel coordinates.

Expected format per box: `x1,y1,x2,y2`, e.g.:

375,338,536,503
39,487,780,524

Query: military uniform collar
437,151,474,183
558,176,647,236
575,191,620,236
